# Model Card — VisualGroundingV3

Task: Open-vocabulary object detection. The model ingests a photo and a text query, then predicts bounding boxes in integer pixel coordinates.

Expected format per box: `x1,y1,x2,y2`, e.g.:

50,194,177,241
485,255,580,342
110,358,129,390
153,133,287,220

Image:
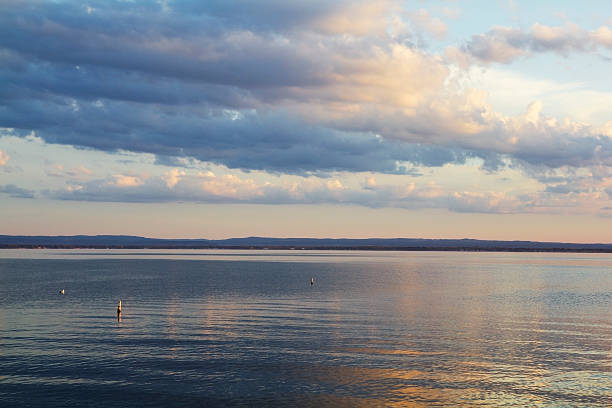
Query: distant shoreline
1,245,611,253
2,235,611,253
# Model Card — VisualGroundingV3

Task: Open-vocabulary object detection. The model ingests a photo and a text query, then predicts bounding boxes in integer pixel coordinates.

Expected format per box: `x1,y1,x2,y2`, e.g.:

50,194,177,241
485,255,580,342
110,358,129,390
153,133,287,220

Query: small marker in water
311,277,314,286
117,300,122,317
59,289,65,295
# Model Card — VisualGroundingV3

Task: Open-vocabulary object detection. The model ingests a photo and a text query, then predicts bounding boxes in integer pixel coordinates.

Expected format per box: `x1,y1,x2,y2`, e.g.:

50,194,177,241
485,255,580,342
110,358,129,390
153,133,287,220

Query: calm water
0,250,611,407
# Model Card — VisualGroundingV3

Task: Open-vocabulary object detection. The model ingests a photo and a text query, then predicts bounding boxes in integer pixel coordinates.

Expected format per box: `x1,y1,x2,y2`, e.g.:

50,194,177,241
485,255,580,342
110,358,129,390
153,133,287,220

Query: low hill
0,235,611,252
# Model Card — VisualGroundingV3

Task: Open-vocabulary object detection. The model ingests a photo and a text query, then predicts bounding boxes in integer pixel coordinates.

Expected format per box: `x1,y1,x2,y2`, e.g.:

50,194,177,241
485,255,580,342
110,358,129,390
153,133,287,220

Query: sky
1,0,612,242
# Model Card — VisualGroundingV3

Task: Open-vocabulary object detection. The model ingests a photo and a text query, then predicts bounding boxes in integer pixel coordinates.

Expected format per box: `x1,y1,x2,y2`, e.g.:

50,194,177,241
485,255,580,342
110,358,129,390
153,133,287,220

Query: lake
0,250,611,406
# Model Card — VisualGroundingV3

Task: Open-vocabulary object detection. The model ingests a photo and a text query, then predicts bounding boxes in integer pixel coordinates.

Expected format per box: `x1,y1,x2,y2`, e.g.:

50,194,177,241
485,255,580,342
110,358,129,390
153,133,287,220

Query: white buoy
310,277,314,286
117,300,122,315
59,289,65,295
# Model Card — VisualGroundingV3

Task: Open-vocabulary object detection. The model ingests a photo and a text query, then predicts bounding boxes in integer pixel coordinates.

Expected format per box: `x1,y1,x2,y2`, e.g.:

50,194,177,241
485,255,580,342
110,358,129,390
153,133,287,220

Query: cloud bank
0,0,611,216
1,1,610,175
45,168,522,214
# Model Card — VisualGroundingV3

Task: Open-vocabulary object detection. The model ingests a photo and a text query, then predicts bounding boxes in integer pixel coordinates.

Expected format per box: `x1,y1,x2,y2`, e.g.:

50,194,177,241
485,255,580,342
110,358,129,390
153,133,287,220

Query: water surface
1,250,611,406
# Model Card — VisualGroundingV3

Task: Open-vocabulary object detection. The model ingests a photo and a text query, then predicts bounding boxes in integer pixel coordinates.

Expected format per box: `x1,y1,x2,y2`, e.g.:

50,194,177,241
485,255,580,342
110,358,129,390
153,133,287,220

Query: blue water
1,250,611,407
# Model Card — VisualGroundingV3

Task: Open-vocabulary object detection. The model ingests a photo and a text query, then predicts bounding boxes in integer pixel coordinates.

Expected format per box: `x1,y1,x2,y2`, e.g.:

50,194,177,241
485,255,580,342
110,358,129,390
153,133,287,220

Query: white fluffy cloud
37,166,608,216
112,174,145,188
162,168,185,188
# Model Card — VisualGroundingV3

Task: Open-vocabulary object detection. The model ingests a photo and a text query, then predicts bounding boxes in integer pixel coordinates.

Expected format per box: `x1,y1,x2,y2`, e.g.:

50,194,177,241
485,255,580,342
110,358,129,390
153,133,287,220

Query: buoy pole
117,300,122,319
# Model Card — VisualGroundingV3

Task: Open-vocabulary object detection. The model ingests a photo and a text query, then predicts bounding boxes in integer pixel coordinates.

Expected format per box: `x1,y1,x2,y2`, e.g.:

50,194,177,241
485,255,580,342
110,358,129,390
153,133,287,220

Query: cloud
454,22,612,64
408,9,448,40
460,66,612,126
0,0,610,179
0,0,463,174
47,170,451,213
448,191,524,214
22,162,608,215
0,150,9,166
312,1,398,36
541,166,612,195
0,184,34,198
163,168,186,188
452,27,526,64
511,164,612,216
46,163,92,178
112,174,145,188
363,176,377,189
3,98,478,174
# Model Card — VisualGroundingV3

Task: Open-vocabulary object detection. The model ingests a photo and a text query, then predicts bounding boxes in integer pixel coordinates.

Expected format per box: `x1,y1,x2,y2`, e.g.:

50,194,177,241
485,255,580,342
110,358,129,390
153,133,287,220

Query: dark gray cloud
174,0,346,31
0,61,257,107
0,1,331,88
1,93,474,174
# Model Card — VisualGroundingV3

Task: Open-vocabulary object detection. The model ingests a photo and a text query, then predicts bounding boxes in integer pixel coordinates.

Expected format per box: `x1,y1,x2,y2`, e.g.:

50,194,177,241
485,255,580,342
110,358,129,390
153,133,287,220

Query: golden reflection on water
341,347,444,356
286,362,551,407
293,364,423,383
293,393,423,408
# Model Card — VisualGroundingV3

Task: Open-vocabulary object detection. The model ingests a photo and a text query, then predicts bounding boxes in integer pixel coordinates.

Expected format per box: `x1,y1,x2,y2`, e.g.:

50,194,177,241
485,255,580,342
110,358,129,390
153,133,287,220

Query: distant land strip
1,235,611,253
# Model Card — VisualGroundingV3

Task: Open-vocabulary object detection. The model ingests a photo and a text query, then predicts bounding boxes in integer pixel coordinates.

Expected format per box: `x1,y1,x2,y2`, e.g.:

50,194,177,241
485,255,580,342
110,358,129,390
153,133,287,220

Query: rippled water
1,250,611,407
